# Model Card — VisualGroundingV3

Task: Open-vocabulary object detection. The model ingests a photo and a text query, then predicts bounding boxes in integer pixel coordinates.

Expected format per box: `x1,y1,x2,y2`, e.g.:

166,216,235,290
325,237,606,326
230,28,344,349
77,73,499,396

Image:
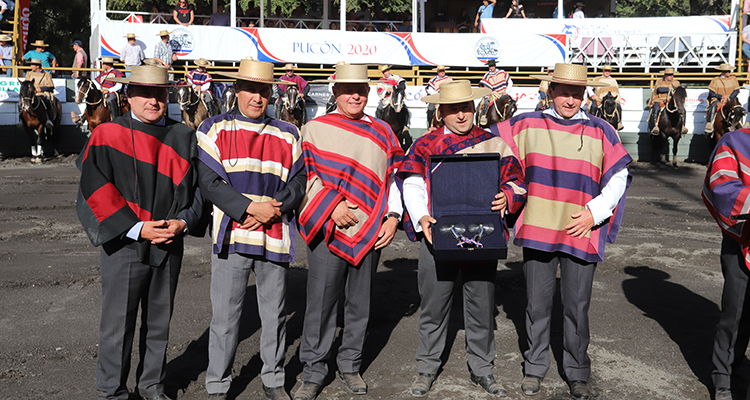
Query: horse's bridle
719,99,744,127
492,96,515,122
223,88,236,111
388,87,405,112
19,91,41,113
283,86,300,112
177,85,202,109
77,79,103,107
600,95,619,120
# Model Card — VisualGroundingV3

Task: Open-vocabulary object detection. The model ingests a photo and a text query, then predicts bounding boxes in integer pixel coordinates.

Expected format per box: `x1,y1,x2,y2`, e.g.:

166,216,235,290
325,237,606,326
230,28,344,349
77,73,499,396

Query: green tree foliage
617,0,731,17
27,0,90,70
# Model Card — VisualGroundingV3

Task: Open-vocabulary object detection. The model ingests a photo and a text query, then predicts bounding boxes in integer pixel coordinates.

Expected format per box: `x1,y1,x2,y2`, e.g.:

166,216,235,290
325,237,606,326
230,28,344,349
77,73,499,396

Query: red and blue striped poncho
702,129,750,268
497,111,632,263
398,125,527,242
298,113,404,265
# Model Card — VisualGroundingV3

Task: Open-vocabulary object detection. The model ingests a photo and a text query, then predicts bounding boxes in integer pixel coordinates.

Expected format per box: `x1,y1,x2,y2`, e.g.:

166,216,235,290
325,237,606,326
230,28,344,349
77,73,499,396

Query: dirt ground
0,156,742,400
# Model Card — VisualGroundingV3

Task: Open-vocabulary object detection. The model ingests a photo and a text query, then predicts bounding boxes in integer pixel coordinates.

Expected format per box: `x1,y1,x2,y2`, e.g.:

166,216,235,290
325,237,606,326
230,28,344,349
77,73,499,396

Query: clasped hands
332,199,397,250
140,219,186,245
240,200,283,231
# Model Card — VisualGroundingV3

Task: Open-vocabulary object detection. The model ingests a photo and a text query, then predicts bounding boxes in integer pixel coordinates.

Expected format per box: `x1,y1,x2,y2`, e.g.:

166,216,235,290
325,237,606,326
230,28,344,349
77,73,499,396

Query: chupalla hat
101,56,118,64
531,63,608,87
30,40,49,47
0,34,12,42
380,64,392,72
107,65,172,87
156,30,172,37
28,59,42,65
326,63,370,83
219,58,277,83
421,80,491,104
283,63,297,70
432,65,449,71
601,65,612,71
715,63,735,72
123,33,138,39
194,58,210,67
662,67,675,75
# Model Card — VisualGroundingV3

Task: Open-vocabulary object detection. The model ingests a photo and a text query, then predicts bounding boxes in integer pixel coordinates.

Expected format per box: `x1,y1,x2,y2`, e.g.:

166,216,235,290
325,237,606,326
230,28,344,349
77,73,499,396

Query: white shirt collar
543,106,589,121
332,109,372,123
130,112,166,126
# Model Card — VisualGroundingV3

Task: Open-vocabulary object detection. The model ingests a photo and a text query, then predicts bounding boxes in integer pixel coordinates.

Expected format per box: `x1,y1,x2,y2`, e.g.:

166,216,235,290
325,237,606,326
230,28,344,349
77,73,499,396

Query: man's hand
331,200,359,228
565,209,595,238
240,214,262,231
491,191,507,217
140,220,175,243
246,200,282,224
375,216,399,249
150,219,187,244
419,215,437,244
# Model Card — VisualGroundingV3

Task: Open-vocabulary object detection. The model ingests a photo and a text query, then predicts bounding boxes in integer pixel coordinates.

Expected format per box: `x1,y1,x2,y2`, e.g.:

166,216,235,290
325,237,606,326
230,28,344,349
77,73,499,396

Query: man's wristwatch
385,212,401,222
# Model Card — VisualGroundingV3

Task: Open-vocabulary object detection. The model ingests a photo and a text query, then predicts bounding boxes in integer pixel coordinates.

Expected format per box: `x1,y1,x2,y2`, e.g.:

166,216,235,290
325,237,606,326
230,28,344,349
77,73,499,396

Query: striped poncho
702,129,750,268
298,113,404,265
497,111,632,263
197,111,302,263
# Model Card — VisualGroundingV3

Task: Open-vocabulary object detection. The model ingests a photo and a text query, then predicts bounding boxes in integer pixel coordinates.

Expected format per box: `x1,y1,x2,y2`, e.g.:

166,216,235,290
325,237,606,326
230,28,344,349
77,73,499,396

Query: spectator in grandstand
375,65,405,119
287,21,296,29
120,33,144,77
456,8,472,32
742,23,750,59
347,24,357,31
705,64,741,137
475,0,496,28
595,7,605,18
424,65,452,125
208,4,230,26
173,0,194,26
504,0,527,19
647,68,684,136
149,5,163,23
363,23,375,32
399,19,412,32
330,21,339,30
552,4,563,18
744,0,750,30
587,65,624,130
573,2,585,19
0,34,12,77
21,40,56,74
0,0,14,23
384,25,392,32
153,30,176,69
70,40,88,79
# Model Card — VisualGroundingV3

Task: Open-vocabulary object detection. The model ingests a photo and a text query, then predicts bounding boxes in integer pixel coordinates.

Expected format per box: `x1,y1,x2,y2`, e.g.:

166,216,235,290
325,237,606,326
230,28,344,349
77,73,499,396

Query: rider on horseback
477,59,513,126
705,63,741,137
587,65,624,130
648,68,684,136
375,65,405,119
24,59,55,131
275,63,308,123
186,58,217,116
535,65,555,111
424,65,452,125
94,57,125,120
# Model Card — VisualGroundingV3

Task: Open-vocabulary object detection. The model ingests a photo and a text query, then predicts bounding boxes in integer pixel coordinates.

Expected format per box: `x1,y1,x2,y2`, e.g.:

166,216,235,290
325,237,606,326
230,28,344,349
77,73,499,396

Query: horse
221,84,236,113
653,86,687,167
713,97,745,145
176,83,215,129
278,84,304,129
18,80,61,163
596,92,621,131
380,84,412,152
476,94,517,129
74,76,130,131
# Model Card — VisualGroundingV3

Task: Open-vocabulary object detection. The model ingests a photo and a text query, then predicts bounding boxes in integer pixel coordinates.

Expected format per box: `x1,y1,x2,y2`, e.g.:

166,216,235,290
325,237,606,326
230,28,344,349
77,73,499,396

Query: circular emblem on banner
474,36,500,61
169,28,194,57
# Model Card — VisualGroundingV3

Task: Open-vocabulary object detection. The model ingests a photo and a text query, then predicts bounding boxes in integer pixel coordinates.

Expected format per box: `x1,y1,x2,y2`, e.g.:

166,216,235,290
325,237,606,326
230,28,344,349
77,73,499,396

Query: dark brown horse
380,83,412,151
476,94,516,129
278,84,304,129
221,84,236,113
74,76,130,131
176,83,215,129
596,92,620,131
18,80,61,163
653,86,686,166
713,97,745,145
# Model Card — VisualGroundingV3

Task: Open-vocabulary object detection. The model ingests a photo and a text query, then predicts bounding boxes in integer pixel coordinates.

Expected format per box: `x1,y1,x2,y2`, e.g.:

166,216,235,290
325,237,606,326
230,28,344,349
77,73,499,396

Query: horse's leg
672,134,679,167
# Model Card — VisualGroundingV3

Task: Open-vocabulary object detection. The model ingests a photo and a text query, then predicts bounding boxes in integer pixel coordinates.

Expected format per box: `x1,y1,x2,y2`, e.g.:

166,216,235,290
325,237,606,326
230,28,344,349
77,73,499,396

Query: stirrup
681,126,688,135
650,126,659,136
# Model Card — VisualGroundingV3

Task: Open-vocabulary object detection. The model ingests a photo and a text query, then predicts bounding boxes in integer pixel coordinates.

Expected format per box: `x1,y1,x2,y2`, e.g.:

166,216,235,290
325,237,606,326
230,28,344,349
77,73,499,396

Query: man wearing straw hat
186,57,217,116
275,63,309,123
95,57,125,119
0,34,13,77
375,64,405,119
705,63,741,136
153,30,176,69
586,65,624,130
478,60,512,125
572,2,586,18
534,65,555,111
197,58,305,400
294,63,404,400
22,39,56,74
400,80,527,397
647,68,683,135
120,33,144,76
497,63,632,400
77,64,208,400
424,65,452,125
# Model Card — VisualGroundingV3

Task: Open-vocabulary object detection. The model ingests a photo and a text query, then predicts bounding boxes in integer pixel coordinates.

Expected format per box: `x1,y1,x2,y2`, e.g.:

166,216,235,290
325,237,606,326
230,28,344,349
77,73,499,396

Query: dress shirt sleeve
386,174,403,218
125,221,144,240
506,77,513,92
403,173,430,232
201,82,211,92
585,167,628,226
586,86,596,98
110,82,123,92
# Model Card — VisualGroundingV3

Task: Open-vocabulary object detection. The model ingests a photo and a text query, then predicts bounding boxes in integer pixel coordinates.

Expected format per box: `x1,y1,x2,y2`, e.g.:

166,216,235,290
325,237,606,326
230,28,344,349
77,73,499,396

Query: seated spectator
457,9,472,32
287,21,295,29
384,25,392,32
346,24,356,31
363,22,375,31
399,19,412,32
208,4,229,26
504,0,526,19
329,21,339,30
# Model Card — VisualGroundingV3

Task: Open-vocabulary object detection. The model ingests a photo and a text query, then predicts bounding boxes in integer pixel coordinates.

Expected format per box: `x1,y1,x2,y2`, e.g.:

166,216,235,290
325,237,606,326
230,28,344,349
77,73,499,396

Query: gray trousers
299,237,380,384
206,252,288,393
96,244,182,400
523,248,596,382
416,239,497,376
712,235,750,389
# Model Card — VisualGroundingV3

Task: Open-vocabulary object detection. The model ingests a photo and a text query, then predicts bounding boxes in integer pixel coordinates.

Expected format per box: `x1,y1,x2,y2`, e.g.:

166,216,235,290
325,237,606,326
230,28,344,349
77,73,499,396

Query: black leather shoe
521,375,542,396
263,383,291,400
715,387,732,400
337,371,367,394
569,381,591,400
469,372,507,396
410,372,437,397
293,381,321,400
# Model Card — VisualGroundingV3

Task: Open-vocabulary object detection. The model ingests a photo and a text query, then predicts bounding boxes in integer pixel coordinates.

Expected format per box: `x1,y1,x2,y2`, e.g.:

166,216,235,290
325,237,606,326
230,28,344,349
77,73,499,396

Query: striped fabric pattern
377,74,402,98
481,70,510,95
497,111,632,263
197,112,302,263
298,113,404,265
96,69,125,90
427,75,452,93
702,129,750,267
186,69,213,86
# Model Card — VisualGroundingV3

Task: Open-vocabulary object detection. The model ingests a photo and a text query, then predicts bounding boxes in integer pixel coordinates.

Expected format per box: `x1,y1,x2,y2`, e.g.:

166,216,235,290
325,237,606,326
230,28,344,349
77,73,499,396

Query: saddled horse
18,80,61,163
277,84,304,129
596,92,621,131
652,86,687,166
221,84,236,113
74,76,129,131
476,94,517,129
176,83,217,129
713,97,745,145
380,84,412,151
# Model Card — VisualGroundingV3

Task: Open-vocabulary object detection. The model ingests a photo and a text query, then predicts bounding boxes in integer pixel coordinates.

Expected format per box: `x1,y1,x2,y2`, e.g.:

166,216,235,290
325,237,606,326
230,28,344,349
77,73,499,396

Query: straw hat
601,65,612,71
283,63,296,70
662,67,675,75
530,63,608,87
142,58,164,66
218,58,277,83
432,65,449,72
0,34,12,42
30,40,49,47
156,30,171,37
28,59,42,65
194,58,210,67
379,64,392,72
101,57,118,64
107,65,172,87
123,33,138,39
328,63,369,83
574,2,585,7
421,80,491,104
715,63,735,72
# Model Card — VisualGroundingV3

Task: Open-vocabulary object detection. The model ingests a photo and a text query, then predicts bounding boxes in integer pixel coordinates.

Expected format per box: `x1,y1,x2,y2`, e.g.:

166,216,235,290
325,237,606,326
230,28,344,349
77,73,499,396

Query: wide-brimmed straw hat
283,63,296,70
123,33,138,39
142,58,163,67
30,40,49,47
28,59,42,65
194,58,210,67
107,65,172,87
715,63,735,72
662,67,675,75
421,80,491,104
530,63,608,87
101,57,118,64
156,30,171,37
380,64,392,72
326,63,369,83
219,58,277,83
0,34,12,42
601,65,612,71
432,65,449,72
